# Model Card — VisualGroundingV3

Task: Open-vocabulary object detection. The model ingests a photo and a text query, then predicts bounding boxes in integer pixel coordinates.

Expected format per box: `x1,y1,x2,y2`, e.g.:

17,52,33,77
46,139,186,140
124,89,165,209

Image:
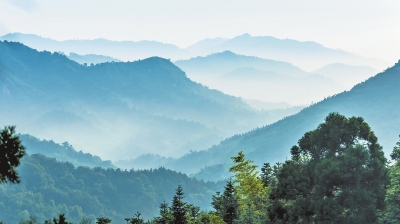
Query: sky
0,0,399,64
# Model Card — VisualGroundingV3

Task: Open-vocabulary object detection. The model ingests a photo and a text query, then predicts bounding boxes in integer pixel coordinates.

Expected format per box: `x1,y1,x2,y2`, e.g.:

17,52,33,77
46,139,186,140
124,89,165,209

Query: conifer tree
171,185,186,224
130,211,144,224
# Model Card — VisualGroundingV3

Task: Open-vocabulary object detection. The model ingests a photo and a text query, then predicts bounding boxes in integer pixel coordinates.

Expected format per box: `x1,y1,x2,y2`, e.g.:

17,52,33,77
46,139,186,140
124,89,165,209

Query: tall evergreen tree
0,126,25,184
157,200,172,224
171,185,187,224
222,180,239,224
211,179,240,224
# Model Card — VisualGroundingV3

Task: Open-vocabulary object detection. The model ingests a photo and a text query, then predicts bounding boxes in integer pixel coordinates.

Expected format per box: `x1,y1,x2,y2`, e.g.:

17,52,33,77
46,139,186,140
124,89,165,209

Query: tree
0,126,25,184
380,136,400,223
53,214,68,224
268,113,388,223
171,185,187,224
229,151,268,223
96,217,111,224
130,211,144,224
155,201,173,224
211,179,239,224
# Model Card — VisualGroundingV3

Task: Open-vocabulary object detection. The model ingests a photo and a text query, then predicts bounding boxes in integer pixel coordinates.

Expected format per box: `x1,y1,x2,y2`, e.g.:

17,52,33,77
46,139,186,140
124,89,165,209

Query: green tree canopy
0,126,25,184
268,112,388,223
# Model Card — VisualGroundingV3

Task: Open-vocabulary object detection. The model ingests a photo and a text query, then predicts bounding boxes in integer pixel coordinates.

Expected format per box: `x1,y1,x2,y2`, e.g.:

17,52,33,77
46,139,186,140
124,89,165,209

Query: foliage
229,151,268,222
0,126,25,184
0,153,224,223
96,217,111,224
380,137,400,223
171,185,187,224
53,214,68,224
211,180,239,224
167,61,400,176
19,134,115,169
267,113,388,223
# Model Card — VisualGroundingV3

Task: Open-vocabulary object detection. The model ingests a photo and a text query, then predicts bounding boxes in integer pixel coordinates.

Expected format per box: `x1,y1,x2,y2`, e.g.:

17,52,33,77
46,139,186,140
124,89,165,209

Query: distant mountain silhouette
0,33,190,61
186,33,386,70
175,50,307,78
310,63,379,89
164,60,399,175
1,33,387,72
175,51,344,104
67,52,121,65
0,41,296,161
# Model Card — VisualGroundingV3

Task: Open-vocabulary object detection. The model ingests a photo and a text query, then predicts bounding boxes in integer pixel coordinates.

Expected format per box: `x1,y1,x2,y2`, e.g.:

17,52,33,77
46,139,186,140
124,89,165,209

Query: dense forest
1,112,400,223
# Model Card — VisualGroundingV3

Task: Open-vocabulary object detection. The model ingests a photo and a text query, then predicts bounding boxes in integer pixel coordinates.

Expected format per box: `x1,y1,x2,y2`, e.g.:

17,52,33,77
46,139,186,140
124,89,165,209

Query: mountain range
160,60,400,176
175,51,346,104
0,41,301,161
0,33,386,71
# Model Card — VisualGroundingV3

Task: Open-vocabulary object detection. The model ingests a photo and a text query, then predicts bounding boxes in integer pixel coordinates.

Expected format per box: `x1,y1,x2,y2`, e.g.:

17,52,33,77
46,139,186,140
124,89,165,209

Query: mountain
0,153,224,223
0,33,190,61
1,33,386,72
175,50,307,78
163,60,400,175
19,134,115,169
0,41,289,161
242,99,293,110
186,33,386,71
310,63,379,89
175,51,344,104
66,53,121,65
185,37,228,53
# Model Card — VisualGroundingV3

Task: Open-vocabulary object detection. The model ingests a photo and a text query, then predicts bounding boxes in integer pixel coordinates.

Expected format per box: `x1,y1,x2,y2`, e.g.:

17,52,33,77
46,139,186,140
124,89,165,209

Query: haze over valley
1,0,400,222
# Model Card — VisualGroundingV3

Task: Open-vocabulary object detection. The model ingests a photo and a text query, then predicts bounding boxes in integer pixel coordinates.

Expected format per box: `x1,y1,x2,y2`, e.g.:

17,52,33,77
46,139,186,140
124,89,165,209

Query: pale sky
1,0,399,64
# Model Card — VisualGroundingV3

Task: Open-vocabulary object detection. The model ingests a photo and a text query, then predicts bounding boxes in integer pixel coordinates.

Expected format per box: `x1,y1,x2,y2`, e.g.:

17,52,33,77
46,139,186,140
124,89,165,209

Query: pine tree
222,180,239,224
130,211,144,224
171,185,186,224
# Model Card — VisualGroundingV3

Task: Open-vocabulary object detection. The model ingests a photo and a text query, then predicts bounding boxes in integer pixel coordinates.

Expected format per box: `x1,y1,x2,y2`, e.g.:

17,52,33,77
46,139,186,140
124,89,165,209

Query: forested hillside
0,154,224,223
0,41,284,161
19,134,115,168
166,60,400,175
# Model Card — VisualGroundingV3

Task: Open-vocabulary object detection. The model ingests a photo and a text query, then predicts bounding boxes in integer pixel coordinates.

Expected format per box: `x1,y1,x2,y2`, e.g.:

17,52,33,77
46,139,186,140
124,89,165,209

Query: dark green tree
212,179,239,224
171,185,186,224
0,126,25,184
159,201,172,224
268,113,388,223
53,214,68,224
380,136,400,223
130,211,144,224
96,217,111,224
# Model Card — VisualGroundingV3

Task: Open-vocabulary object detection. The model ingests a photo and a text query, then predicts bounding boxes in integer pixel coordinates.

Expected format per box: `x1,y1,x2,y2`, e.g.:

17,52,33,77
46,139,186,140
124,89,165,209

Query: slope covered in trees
19,134,115,169
165,60,400,175
0,41,280,161
0,153,224,223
